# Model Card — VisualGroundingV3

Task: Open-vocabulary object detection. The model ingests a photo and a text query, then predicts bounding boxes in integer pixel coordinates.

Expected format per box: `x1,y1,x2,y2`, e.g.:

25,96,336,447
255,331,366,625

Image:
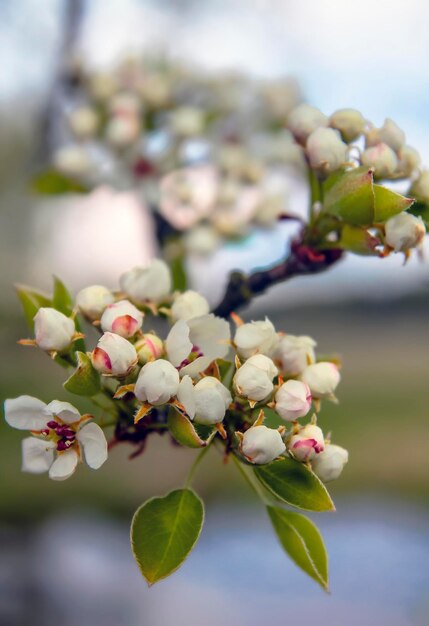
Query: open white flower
120,260,172,303
178,375,232,425
76,285,115,321
288,423,325,462
234,318,279,359
300,362,340,400
274,334,316,377
166,314,230,377
275,380,312,422
4,396,107,480
171,290,210,322
233,354,278,402
311,443,349,482
135,359,180,406
100,299,143,338
240,425,286,464
34,308,76,352
91,332,137,376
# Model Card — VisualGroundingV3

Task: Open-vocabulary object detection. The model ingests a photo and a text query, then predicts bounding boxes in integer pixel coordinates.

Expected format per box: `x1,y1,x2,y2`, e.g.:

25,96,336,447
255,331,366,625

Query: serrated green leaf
267,506,329,590
63,351,101,396
32,170,88,195
131,488,204,585
167,408,212,448
324,167,375,225
15,284,51,331
254,457,335,512
52,276,74,316
373,185,414,222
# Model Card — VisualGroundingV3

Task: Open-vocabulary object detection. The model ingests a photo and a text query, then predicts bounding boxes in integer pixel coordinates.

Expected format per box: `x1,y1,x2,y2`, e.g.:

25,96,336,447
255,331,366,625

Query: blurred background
1,1,429,625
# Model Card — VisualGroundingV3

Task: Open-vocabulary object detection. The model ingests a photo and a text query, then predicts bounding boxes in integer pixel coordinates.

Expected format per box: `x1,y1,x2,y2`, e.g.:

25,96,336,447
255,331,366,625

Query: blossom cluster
5,259,347,484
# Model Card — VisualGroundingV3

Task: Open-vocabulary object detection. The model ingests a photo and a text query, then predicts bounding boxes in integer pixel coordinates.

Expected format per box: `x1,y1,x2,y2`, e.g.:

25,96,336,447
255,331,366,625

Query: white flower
233,354,278,402
178,375,232,425
4,396,107,480
170,106,205,137
240,425,286,464
105,115,141,147
329,108,366,142
91,332,137,376
361,143,398,178
135,333,164,364
306,127,348,172
68,106,98,139
34,308,76,352
234,318,279,359
311,443,349,482
385,212,426,252
166,314,230,377
287,104,328,143
378,118,406,151
135,359,180,406
411,170,429,204
275,380,312,422
171,290,210,322
398,145,421,177
76,285,115,321
120,260,172,304
274,334,316,377
300,362,340,400
288,424,325,462
53,145,91,177
100,299,143,338
184,224,221,255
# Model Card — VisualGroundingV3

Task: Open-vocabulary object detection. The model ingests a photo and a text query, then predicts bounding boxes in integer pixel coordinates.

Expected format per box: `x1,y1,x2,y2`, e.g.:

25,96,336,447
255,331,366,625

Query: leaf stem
230,453,270,504
185,443,212,488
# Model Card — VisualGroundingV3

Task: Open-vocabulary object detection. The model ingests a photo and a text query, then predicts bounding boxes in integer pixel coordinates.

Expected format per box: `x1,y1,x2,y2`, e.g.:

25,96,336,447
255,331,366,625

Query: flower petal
21,437,55,473
76,422,108,469
4,396,50,431
177,375,196,419
46,400,81,424
165,320,192,367
180,356,213,378
48,448,79,481
188,314,231,360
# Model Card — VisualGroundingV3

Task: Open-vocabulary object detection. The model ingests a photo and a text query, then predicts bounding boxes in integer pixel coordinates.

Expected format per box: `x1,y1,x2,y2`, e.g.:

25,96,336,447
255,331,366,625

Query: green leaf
15,284,51,330
63,351,101,396
131,488,204,585
217,358,235,388
32,170,88,195
407,200,429,227
254,457,335,512
267,506,329,590
373,185,414,222
339,224,380,256
168,408,214,448
52,276,74,316
324,167,375,225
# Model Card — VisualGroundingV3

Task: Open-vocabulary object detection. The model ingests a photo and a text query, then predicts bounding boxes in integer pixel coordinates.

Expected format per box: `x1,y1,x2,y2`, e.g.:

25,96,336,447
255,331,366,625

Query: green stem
185,443,212,488
230,452,270,504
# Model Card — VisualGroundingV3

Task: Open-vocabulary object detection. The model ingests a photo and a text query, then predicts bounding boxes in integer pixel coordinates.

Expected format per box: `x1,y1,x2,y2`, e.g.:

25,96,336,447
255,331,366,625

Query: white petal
177,376,196,419
48,448,79,481
165,320,192,367
77,422,108,469
21,437,55,473
46,400,81,424
4,396,50,430
188,314,231,360
179,356,212,378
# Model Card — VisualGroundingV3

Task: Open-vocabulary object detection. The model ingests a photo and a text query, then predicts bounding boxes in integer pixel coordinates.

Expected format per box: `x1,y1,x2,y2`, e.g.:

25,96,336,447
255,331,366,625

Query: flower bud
274,334,316,377
307,127,348,172
233,355,278,402
193,376,232,425
34,308,75,352
275,380,312,422
171,290,210,322
288,424,325,462
100,300,143,338
68,106,98,139
397,145,421,176
384,212,426,252
329,108,366,142
311,443,348,482
240,425,286,464
120,260,172,303
135,359,180,405
234,318,279,359
361,143,398,178
171,106,205,137
91,332,137,377
378,118,405,151
411,171,429,204
287,104,328,143
76,285,115,321
135,333,164,364
53,145,91,177
105,115,140,147
300,362,340,399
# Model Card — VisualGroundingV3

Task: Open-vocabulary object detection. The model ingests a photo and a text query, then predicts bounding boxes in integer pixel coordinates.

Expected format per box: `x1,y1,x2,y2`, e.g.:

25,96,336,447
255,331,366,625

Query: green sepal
324,167,375,225
373,185,414,222
63,351,101,396
167,408,215,448
338,224,380,256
